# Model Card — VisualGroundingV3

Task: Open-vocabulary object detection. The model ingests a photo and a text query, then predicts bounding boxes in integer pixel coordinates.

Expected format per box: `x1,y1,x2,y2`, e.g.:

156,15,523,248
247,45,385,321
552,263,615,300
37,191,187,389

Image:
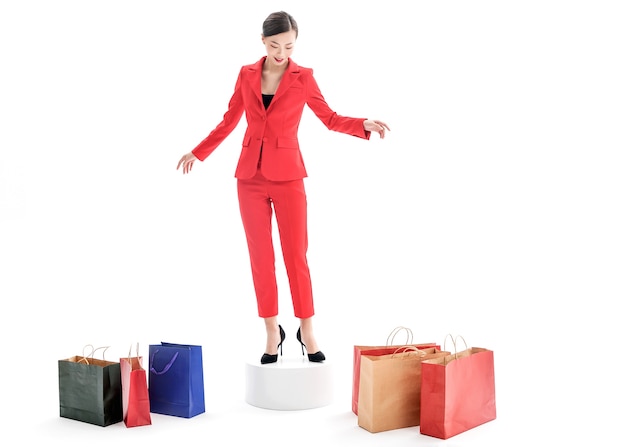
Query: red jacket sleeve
191,68,245,161
304,70,371,140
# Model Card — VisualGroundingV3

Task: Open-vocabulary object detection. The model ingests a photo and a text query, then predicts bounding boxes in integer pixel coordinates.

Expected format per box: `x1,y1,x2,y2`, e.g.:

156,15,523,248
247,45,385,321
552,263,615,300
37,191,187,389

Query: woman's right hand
177,152,198,174
363,119,391,139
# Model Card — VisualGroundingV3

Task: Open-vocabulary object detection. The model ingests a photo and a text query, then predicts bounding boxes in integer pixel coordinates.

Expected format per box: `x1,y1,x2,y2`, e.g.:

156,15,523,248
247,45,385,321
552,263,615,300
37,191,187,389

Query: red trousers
237,168,314,319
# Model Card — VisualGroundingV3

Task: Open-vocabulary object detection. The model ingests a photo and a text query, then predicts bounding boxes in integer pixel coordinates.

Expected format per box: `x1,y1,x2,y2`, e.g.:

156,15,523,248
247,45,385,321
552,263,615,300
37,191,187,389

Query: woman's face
262,30,297,68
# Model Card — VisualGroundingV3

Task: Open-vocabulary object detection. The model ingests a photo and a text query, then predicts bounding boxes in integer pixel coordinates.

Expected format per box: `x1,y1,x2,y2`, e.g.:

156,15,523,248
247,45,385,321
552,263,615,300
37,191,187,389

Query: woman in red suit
177,11,390,364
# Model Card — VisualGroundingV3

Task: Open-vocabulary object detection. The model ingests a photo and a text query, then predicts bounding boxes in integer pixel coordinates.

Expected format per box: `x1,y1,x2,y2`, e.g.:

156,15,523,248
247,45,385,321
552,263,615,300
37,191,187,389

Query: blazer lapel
271,59,301,107
244,57,265,108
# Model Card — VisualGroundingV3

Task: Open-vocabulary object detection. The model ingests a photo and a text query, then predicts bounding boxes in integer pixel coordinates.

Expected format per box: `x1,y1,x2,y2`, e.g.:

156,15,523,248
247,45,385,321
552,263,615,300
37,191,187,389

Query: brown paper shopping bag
357,346,449,433
352,326,439,415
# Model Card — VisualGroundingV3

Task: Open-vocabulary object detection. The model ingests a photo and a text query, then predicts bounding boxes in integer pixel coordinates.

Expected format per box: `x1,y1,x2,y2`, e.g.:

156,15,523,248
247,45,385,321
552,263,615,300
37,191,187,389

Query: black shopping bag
58,345,123,426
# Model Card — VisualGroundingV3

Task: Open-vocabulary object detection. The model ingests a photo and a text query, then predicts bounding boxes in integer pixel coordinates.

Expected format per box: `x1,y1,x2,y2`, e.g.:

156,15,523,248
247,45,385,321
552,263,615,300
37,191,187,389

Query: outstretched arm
306,70,390,140
363,119,391,139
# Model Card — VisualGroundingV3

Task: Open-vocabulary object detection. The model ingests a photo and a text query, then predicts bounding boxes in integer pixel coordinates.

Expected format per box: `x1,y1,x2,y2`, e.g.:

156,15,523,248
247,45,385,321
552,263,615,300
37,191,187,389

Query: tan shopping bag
357,346,449,433
352,326,439,415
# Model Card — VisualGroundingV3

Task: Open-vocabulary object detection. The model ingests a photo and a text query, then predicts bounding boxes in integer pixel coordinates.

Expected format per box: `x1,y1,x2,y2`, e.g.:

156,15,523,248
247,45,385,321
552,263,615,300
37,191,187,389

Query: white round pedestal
245,358,333,410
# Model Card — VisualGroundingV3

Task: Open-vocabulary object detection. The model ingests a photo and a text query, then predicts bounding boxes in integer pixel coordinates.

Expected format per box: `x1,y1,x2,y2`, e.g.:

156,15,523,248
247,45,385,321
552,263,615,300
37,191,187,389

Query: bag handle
77,344,110,365
126,342,145,369
77,344,94,364
149,349,179,375
386,326,414,346
127,342,140,362
444,334,468,359
391,345,426,358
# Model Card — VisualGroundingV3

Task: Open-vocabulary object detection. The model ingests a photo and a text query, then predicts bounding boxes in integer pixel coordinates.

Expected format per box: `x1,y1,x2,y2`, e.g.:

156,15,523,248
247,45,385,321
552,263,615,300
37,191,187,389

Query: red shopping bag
420,335,496,439
120,344,151,428
352,326,439,415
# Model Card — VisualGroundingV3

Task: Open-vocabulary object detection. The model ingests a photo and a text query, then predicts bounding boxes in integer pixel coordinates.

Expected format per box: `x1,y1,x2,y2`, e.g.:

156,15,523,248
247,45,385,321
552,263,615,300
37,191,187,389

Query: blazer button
262,137,268,143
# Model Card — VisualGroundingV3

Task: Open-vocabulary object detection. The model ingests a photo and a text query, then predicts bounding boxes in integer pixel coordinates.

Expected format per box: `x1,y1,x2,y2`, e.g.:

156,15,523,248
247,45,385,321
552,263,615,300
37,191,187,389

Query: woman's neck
263,57,289,74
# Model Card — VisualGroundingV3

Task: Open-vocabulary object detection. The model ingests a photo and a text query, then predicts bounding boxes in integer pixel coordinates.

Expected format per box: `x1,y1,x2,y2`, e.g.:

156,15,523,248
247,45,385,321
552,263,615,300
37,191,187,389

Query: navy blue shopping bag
148,342,205,418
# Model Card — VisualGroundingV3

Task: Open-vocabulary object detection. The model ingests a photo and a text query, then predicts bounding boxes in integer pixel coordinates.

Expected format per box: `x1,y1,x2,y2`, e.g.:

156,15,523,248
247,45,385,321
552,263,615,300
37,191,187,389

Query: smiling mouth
274,57,284,63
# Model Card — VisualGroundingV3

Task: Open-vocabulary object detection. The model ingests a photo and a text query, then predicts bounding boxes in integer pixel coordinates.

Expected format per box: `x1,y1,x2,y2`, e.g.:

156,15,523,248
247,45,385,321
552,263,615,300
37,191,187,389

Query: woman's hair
262,11,298,38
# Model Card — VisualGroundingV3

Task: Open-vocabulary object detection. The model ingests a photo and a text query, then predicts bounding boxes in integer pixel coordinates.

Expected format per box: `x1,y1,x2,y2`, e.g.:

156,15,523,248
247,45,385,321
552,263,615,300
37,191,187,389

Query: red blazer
191,57,371,181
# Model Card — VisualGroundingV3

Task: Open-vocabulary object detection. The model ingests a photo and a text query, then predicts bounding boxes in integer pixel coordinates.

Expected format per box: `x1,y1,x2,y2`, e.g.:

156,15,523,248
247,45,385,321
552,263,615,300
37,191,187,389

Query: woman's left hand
363,119,391,139
177,151,199,174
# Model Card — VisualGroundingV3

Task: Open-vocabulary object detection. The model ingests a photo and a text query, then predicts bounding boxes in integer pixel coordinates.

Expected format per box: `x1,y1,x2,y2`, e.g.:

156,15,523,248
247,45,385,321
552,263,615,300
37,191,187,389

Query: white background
1,1,624,445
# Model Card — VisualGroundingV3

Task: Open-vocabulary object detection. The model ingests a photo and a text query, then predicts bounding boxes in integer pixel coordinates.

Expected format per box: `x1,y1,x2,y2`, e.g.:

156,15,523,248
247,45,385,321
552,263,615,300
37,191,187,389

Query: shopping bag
420,335,496,439
357,346,449,433
148,342,205,418
58,345,123,426
352,326,439,415
120,343,151,428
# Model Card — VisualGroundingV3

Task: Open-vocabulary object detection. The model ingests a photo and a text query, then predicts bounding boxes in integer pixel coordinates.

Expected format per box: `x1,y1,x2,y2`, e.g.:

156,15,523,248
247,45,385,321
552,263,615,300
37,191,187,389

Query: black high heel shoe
261,324,286,364
296,327,326,362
